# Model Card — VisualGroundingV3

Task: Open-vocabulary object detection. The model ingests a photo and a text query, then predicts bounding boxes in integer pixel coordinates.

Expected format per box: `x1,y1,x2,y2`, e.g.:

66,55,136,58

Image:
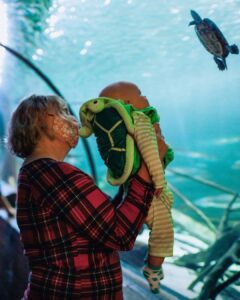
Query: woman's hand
154,187,163,197
137,160,152,183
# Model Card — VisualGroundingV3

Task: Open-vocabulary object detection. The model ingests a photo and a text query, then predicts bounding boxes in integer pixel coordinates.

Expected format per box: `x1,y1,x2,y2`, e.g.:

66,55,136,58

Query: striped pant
145,183,174,257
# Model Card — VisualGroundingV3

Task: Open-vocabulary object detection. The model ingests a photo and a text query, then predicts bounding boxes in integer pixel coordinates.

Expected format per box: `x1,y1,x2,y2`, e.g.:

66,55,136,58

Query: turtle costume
79,97,174,294
79,97,173,186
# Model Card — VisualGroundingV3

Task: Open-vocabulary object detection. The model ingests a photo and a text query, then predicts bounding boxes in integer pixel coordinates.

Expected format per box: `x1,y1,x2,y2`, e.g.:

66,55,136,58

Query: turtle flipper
79,126,93,137
188,20,196,26
229,44,239,54
214,56,227,71
190,10,202,23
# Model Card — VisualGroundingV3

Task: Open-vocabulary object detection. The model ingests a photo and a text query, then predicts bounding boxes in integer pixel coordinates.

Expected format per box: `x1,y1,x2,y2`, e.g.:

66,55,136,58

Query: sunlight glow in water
0,1,9,86
2,0,240,196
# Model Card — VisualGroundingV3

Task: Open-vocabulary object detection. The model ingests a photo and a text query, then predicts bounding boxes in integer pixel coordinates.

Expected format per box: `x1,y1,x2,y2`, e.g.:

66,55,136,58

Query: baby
99,81,174,293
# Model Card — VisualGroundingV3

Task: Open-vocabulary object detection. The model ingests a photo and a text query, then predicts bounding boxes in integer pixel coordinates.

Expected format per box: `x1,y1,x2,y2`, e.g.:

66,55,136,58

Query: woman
8,95,154,300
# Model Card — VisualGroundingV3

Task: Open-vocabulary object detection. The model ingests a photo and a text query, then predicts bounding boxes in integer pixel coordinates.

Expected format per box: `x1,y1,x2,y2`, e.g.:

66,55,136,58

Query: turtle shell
92,107,140,183
195,18,229,57
80,98,165,185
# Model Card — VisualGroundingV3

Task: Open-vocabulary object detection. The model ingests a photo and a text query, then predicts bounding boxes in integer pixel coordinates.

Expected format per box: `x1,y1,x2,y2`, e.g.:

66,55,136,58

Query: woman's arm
50,162,154,251
111,185,124,208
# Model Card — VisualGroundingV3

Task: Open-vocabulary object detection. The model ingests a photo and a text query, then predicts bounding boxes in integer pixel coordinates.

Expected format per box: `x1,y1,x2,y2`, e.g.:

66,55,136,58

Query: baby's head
99,81,149,109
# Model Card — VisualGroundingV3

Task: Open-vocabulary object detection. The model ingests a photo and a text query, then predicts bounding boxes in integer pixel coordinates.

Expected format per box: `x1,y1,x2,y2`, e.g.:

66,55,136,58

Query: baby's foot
143,265,164,294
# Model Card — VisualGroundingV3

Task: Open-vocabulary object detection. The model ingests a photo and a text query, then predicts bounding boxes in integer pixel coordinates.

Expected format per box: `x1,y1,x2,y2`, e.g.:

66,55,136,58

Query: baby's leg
143,188,174,293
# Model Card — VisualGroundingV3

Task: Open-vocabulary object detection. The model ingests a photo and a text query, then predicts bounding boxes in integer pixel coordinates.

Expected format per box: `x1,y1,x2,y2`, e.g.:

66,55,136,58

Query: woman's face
47,104,79,148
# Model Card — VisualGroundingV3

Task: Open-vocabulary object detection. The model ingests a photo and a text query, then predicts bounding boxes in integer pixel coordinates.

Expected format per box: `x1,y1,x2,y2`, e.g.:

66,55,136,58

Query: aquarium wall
0,0,239,299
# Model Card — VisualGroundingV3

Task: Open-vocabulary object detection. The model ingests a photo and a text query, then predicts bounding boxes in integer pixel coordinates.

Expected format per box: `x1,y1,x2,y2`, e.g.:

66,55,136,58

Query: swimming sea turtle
189,10,239,70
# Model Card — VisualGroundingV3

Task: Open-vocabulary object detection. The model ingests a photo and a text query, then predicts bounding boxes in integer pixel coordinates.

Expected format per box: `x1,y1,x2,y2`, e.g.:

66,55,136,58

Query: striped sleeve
132,111,165,189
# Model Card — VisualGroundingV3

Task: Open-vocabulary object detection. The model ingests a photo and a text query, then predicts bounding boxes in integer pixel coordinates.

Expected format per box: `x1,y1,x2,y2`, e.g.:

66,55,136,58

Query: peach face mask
50,114,79,148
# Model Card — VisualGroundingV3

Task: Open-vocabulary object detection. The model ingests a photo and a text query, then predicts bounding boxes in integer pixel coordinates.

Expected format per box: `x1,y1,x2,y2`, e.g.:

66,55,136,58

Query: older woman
8,95,154,300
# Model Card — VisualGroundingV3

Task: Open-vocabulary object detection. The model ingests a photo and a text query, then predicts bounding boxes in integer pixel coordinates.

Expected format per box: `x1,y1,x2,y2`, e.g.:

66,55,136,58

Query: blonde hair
8,94,68,158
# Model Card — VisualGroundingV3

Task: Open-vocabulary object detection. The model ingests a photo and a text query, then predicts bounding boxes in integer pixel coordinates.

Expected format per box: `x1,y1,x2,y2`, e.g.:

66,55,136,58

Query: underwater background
0,0,240,298
1,0,239,218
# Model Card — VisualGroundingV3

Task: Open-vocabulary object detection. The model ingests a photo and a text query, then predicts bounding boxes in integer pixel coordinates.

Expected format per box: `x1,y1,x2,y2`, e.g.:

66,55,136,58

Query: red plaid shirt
17,158,154,300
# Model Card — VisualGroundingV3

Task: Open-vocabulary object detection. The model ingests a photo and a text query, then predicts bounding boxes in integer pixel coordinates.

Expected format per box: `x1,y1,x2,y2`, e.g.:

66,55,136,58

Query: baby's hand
154,188,162,197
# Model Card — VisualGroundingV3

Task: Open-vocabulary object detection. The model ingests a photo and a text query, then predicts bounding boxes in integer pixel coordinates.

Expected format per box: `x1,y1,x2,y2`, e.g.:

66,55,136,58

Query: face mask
52,114,79,148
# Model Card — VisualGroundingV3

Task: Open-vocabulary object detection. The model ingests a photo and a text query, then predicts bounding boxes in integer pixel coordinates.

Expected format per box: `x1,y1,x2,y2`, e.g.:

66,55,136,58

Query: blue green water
0,0,240,221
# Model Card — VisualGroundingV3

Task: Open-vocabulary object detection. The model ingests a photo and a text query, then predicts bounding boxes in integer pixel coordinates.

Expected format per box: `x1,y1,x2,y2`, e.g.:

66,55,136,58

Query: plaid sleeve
111,185,124,208
43,162,154,251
